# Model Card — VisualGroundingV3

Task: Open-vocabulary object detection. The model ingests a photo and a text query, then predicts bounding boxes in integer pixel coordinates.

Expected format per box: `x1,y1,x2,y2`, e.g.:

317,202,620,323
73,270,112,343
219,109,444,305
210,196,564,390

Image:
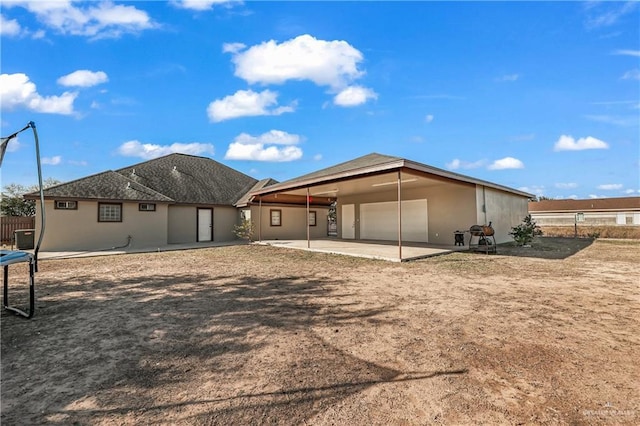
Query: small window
308,211,317,226
576,212,585,222
99,203,122,222
139,203,156,212
55,200,77,210
270,209,281,226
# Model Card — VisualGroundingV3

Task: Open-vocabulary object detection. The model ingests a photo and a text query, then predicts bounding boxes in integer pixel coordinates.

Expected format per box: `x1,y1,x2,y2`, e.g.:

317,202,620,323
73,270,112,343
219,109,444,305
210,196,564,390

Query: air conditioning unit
15,229,35,250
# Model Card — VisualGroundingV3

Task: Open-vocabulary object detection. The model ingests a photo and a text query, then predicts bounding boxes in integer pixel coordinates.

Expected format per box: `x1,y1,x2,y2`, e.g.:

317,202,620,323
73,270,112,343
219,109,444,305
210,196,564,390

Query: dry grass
1,239,639,425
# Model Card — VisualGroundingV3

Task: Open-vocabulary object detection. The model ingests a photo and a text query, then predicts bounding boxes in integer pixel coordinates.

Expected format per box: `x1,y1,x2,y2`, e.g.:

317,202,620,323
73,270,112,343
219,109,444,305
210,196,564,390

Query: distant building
529,197,640,227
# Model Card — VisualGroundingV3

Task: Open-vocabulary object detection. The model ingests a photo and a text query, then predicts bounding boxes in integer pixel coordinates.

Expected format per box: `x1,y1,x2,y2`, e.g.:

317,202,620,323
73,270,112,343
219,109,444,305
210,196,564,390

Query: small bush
234,219,255,241
510,215,543,246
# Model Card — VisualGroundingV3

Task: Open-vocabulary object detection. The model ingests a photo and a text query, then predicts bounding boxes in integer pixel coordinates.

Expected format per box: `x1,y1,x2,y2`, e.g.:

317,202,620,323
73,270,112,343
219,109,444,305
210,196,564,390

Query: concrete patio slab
256,238,467,262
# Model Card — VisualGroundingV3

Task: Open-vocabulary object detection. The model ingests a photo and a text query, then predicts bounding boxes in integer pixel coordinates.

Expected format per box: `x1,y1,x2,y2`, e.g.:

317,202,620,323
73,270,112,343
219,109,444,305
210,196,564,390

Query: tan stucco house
27,152,532,253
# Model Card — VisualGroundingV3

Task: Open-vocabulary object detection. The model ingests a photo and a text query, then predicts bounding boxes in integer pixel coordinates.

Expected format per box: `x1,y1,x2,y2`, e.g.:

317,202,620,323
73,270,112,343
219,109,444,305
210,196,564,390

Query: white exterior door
198,208,213,242
342,204,355,239
360,199,428,242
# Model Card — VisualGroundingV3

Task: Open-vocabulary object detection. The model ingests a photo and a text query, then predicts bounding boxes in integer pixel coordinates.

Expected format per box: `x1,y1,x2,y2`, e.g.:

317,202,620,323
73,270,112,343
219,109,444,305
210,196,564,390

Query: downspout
482,185,487,225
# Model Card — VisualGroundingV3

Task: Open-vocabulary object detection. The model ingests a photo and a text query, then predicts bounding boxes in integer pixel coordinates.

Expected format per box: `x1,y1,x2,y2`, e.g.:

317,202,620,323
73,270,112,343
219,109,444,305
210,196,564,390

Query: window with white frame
270,209,281,226
55,200,77,210
138,203,156,212
98,203,122,222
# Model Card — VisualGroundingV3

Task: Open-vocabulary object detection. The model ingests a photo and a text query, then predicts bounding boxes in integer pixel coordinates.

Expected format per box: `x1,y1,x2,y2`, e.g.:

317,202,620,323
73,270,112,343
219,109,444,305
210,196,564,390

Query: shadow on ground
1,266,466,424
493,237,595,260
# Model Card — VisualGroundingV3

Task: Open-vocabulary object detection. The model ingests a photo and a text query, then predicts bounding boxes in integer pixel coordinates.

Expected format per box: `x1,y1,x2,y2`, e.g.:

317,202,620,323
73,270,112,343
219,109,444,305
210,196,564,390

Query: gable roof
28,153,259,206
28,171,174,202
115,154,258,205
252,152,533,198
235,178,279,207
529,197,640,213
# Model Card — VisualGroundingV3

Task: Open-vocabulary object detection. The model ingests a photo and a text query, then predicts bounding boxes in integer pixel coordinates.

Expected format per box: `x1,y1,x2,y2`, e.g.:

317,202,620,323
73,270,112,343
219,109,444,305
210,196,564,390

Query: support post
306,187,310,249
258,197,262,242
398,170,402,261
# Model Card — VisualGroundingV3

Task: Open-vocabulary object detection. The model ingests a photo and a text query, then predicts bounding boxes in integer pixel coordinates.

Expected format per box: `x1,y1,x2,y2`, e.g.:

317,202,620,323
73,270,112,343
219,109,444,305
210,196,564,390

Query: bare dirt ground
2,238,639,425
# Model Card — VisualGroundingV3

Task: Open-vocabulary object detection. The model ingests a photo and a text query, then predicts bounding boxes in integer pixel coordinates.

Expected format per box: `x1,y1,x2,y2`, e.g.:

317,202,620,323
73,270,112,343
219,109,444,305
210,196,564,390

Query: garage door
360,199,428,242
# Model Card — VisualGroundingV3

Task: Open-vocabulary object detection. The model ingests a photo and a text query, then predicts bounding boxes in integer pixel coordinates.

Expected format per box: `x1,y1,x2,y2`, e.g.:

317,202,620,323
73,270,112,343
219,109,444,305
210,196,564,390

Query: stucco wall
36,200,168,251
476,186,529,244
168,205,239,243
251,205,330,240
336,182,477,245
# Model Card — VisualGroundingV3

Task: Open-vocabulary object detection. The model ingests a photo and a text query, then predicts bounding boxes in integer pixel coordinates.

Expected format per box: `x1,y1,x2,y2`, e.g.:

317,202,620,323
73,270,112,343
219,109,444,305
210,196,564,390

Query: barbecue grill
468,222,496,254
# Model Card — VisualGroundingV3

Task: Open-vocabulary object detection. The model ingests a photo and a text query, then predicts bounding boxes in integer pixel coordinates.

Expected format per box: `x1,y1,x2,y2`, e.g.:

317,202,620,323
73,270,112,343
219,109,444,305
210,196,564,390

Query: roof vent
173,166,177,172
131,168,136,176
126,182,131,189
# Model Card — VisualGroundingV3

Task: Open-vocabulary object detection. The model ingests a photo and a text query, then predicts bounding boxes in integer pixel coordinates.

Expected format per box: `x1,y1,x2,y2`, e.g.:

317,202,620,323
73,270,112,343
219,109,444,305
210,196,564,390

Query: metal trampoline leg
3,265,8,309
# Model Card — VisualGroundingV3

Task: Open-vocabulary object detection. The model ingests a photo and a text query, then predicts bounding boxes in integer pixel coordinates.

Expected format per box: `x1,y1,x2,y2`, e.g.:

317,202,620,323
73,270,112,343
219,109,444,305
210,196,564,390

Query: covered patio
245,153,531,262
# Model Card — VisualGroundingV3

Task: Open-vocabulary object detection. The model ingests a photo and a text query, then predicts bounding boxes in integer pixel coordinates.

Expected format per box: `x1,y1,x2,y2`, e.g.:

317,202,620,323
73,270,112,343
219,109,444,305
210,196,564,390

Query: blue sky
1,1,638,200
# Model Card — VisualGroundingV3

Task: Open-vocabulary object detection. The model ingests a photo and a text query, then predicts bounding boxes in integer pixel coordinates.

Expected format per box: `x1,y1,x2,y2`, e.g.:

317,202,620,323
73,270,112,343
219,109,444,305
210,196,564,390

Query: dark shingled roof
28,153,259,206
115,153,258,205
284,153,402,184
529,196,640,212
235,178,279,207
31,171,174,202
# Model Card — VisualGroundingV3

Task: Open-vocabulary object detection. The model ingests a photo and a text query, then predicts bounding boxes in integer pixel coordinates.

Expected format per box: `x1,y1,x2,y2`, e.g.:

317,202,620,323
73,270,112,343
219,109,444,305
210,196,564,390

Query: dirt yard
2,238,639,425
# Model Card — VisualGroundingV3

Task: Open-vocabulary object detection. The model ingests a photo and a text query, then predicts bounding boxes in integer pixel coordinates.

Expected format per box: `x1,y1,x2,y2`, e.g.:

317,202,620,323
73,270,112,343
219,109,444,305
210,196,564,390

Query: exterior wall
214,206,240,242
168,205,240,244
476,186,529,244
251,204,330,240
36,200,168,251
531,211,640,226
336,182,477,245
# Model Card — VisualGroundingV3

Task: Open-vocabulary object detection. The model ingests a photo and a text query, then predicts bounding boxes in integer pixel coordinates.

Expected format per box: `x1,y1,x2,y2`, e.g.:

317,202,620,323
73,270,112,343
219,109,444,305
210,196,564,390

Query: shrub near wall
540,226,640,239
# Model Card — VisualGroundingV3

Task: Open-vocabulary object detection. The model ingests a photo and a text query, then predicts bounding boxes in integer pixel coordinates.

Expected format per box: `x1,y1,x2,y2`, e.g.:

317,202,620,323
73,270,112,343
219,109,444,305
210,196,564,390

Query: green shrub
234,219,255,241
510,215,543,246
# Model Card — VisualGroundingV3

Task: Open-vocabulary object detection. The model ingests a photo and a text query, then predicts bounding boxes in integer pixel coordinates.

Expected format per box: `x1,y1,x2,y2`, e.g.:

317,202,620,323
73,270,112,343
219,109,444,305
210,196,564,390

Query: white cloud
624,189,640,194
117,140,214,160
555,182,578,189
586,2,638,29
224,130,303,162
622,69,640,80
227,34,365,89
445,158,486,170
234,130,302,146
585,115,638,126
518,185,545,196
597,183,623,190
313,154,322,161
42,155,62,165
207,89,295,122
172,0,240,11
495,74,519,82
567,195,579,200
425,114,434,123
5,138,21,153
612,49,640,57
0,73,77,115
488,157,524,170
3,1,156,39
553,135,609,151
57,70,108,87
222,42,246,53
588,194,602,199
1,13,22,36
333,85,377,107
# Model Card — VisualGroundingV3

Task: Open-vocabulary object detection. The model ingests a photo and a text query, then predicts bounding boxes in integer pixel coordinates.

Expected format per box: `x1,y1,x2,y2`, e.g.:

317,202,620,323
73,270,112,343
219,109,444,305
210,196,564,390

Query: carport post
258,197,262,241
306,187,310,248
398,170,402,261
